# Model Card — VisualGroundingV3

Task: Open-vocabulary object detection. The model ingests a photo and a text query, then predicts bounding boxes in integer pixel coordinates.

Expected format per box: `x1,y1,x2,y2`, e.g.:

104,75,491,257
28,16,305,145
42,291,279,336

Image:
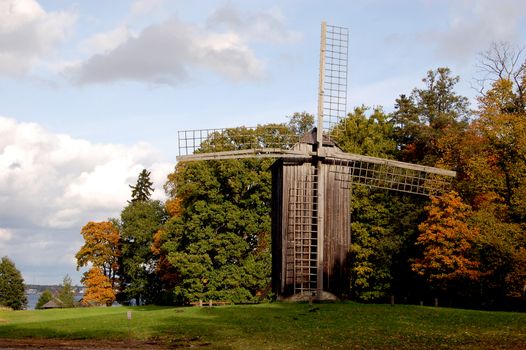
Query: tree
163,157,273,304
159,124,301,304
287,111,315,135
129,169,154,203
412,192,480,301
35,290,53,309
391,68,470,166
0,257,27,310
475,42,526,111
333,106,396,158
76,221,120,289
81,267,116,306
470,200,526,304
475,79,526,219
119,200,167,305
57,275,75,308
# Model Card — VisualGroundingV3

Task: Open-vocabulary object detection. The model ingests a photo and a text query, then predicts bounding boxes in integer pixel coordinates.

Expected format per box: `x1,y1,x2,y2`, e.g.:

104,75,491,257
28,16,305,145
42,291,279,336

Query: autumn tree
81,267,116,306
412,192,480,301
76,221,120,289
0,257,27,310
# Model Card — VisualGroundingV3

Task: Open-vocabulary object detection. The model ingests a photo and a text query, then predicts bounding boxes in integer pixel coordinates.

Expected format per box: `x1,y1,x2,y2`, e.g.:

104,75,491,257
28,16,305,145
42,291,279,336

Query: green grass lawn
0,302,525,349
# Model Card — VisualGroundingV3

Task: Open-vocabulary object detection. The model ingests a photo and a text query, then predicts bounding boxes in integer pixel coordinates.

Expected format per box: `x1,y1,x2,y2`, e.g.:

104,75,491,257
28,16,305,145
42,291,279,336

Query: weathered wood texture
272,157,351,298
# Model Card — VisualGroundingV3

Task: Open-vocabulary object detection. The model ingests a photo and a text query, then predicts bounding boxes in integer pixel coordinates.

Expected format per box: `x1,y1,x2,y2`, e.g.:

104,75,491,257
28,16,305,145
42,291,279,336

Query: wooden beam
317,21,327,148
176,148,310,162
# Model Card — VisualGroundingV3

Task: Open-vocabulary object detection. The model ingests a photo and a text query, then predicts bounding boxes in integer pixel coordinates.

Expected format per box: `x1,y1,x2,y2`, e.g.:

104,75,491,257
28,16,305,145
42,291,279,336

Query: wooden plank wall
322,162,351,296
272,158,352,298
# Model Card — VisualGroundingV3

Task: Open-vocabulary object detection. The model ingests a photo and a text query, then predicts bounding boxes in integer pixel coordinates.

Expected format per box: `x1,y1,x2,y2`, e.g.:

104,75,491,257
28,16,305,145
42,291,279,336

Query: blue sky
1,0,525,286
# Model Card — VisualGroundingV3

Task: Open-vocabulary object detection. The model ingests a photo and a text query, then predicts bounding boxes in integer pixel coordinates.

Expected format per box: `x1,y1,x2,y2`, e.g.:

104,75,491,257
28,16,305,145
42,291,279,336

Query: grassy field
0,302,525,349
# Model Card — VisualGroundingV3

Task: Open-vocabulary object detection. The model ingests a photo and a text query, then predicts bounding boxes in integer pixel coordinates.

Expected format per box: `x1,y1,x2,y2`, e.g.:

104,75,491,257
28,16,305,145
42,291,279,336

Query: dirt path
0,338,170,349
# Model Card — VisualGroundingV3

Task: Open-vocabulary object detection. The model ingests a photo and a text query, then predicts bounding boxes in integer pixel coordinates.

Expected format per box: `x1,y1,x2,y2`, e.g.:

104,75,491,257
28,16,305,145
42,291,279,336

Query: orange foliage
165,197,183,217
81,267,116,306
76,221,121,288
150,228,179,285
412,192,480,288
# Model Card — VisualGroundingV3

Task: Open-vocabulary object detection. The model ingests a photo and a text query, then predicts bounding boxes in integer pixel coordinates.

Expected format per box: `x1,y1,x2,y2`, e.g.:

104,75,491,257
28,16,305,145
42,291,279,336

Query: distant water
26,293,39,310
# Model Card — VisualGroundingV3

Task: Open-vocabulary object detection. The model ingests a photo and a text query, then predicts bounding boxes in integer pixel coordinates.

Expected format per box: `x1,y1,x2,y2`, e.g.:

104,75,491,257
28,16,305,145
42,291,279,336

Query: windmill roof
299,128,339,148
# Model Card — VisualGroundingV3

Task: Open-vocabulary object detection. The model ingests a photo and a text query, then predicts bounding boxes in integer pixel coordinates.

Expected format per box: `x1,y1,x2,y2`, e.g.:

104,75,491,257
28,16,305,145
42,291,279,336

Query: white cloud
0,116,171,229
0,116,172,283
423,0,526,62
0,228,12,241
206,5,302,44
67,16,265,85
0,0,75,76
79,25,134,55
129,0,165,19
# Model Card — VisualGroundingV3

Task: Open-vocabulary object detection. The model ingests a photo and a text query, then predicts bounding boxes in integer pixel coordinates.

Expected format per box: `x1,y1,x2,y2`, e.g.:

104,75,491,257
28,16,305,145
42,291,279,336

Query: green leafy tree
466,192,526,308
160,123,299,304
287,111,315,135
163,157,273,304
57,275,76,308
0,257,27,310
129,169,154,203
119,200,167,305
35,289,53,309
333,106,396,158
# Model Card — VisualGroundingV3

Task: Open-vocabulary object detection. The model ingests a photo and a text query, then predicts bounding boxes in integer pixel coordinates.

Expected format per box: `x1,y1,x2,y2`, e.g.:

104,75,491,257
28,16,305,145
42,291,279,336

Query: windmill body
176,22,456,301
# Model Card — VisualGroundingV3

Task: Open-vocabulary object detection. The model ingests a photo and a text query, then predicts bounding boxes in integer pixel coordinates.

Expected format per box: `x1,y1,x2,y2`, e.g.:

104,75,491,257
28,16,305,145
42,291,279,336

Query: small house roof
42,299,61,309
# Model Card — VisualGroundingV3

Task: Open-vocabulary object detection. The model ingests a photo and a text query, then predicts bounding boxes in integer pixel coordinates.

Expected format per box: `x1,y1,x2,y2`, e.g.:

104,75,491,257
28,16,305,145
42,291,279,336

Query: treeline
78,45,526,310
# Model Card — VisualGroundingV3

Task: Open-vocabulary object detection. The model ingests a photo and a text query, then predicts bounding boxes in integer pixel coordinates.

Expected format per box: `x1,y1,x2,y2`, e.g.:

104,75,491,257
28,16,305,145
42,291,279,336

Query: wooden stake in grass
127,311,132,339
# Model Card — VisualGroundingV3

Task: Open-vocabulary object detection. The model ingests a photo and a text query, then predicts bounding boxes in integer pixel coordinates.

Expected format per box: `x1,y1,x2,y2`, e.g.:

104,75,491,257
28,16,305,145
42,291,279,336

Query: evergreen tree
57,275,75,308
0,256,27,310
129,169,154,203
35,289,53,309
391,67,470,165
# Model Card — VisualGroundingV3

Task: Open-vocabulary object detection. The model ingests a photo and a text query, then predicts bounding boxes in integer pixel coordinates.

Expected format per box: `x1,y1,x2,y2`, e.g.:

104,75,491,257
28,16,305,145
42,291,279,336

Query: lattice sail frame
327,155,454,195
178,127,300,156
317,22,349,143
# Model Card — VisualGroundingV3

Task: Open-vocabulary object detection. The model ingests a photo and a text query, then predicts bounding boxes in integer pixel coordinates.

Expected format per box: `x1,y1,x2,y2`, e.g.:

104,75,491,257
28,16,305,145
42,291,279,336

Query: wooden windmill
176,22,456,300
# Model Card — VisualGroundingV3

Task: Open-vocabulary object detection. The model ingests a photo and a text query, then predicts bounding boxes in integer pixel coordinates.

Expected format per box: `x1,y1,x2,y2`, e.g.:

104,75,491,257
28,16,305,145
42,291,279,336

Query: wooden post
390,295,395,306
316,161,325,300
434,298,438,307
317,21,327,148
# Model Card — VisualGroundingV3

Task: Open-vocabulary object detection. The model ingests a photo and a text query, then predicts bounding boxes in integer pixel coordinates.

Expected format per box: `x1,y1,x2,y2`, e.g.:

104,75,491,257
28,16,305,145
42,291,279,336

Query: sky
1,0,525,286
